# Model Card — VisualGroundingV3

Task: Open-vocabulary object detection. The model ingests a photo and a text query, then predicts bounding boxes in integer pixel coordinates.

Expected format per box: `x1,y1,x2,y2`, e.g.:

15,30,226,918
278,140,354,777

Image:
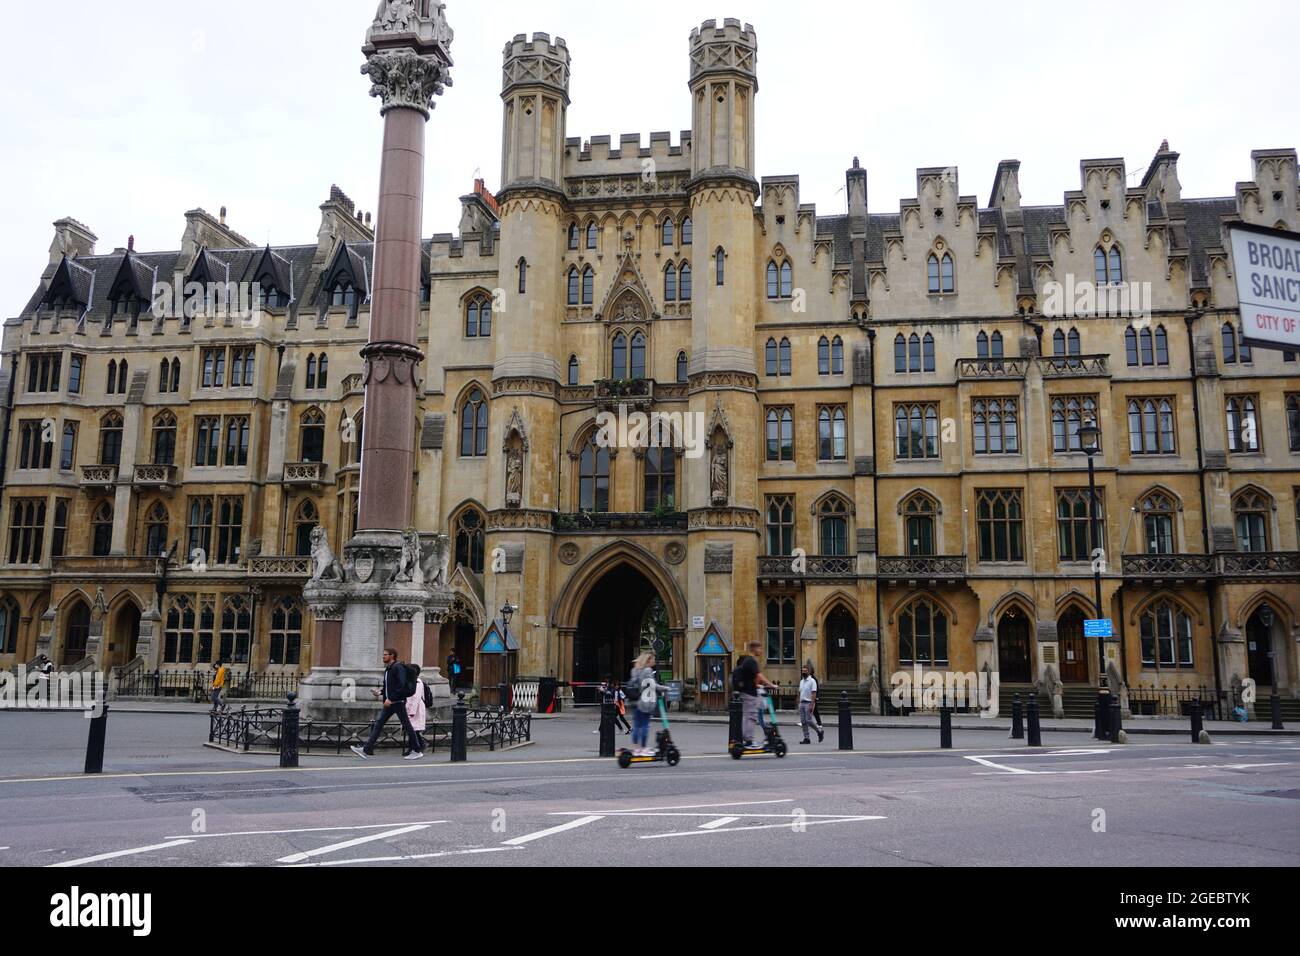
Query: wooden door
825,608,858,683
1247,612,1274,686
997,610,1032,684
1058,609,1089,683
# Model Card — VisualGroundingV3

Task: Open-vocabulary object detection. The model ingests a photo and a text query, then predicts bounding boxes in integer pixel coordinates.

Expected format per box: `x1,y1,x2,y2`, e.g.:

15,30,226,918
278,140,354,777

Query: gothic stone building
2,19,1299,712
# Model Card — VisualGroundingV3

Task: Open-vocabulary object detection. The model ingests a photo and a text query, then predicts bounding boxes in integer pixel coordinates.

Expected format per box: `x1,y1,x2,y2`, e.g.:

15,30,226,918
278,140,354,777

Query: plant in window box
555,514,577,531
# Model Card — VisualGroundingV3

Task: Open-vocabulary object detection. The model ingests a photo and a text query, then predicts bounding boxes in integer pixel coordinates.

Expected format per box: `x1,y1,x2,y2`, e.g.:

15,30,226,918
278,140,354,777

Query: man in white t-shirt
798,663,824,744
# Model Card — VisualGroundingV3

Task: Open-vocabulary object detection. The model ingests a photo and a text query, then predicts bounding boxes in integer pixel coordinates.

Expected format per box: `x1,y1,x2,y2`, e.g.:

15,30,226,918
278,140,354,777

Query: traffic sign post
1228,223,1300,354
1083,619,1113,639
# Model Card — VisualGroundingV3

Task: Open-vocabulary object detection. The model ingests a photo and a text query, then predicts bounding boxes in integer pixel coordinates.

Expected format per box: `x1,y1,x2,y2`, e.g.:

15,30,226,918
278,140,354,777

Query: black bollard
84,702,109,774
498,681,510,713
279,694,300,768
728,693,742,748
1190,698,1202,743
599,698,615,758
1109,697,1122,744
1026,694,1042,747
1270,689,1284,730
838,691,853,751
451,692,468,762
1093,694,1105,741
939,696,953,749
1010,694,1024,739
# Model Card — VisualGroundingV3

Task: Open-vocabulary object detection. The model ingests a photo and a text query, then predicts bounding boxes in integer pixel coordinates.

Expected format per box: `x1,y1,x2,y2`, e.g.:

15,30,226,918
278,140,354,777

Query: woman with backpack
404,664,434,758
629,653,667,756
612,677,632,735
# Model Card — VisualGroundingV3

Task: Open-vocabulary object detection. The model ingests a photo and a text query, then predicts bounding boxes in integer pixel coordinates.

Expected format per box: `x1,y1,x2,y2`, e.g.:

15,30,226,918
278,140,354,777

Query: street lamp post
500,601,516,710
1260,605,1283,730
1078,419,1109,741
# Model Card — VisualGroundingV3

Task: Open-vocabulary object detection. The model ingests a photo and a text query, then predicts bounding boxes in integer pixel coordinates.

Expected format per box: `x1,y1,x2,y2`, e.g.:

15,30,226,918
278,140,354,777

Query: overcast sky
2,0,1296,318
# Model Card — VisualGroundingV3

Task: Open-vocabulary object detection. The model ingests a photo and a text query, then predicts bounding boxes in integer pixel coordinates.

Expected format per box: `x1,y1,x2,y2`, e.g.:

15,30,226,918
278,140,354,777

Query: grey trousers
741,693,762,744
799,701,821,739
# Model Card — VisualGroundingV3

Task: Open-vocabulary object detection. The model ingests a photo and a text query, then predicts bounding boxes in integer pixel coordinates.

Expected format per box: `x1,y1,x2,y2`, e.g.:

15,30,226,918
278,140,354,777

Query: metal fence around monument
208,704,531,754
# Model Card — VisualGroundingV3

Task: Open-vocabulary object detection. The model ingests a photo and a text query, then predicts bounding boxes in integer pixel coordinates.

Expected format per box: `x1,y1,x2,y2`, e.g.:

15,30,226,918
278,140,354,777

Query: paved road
1,711,1297,867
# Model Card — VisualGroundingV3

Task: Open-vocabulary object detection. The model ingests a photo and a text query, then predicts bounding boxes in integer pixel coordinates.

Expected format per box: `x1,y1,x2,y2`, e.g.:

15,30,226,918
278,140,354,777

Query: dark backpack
730,656,752,693
422,681,434,709
400,664,418,700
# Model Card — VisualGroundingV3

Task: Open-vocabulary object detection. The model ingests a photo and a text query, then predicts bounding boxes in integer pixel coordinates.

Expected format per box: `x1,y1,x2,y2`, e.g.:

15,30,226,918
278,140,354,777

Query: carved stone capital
362,49,451,118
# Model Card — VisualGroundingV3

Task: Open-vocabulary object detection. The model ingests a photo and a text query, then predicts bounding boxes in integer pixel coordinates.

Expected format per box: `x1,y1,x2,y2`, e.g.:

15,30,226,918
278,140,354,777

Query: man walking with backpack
351,648,425,760
733,641,775,748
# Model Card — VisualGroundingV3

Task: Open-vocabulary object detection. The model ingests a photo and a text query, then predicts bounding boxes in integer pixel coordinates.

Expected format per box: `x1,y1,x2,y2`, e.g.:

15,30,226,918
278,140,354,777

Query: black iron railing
1121,554,1217,577
114,669,300,701
1127,686,1226,720
208,705,531,753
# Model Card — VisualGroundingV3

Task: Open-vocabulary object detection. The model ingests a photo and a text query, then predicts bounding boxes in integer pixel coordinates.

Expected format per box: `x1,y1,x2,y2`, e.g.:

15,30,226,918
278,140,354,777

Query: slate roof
1182,197,1236,285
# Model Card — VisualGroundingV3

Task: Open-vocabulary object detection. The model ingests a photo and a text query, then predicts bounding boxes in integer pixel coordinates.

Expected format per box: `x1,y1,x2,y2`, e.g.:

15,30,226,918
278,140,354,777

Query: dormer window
330,283,358,310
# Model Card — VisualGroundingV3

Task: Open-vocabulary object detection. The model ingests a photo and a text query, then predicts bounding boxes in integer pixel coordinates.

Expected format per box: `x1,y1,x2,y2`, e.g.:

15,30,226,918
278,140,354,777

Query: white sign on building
1229,222,1300,352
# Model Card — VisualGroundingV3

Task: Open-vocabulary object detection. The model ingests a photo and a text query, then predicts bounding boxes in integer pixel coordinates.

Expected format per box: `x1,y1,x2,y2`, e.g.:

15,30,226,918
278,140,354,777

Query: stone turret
500,33,571,192
688,18,757,180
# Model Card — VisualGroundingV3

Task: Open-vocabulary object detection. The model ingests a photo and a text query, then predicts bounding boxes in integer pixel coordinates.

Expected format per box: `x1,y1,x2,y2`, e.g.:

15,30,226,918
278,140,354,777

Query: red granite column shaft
359,106,426,532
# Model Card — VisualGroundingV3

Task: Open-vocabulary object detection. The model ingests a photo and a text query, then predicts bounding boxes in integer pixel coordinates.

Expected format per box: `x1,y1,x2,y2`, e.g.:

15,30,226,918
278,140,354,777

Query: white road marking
502,815,603,845
552,799,795,815
291,847,521,867
167,821,447,840
1180,762,1288,770
965,756,1035,774
966,751,1114,775
49,839,194,868
276,824,429,864
640,816,885,840
699,817,739,829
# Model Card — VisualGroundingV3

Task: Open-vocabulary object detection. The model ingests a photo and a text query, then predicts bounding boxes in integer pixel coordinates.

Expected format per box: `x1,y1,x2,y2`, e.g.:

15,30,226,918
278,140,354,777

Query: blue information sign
1083,619,1113,639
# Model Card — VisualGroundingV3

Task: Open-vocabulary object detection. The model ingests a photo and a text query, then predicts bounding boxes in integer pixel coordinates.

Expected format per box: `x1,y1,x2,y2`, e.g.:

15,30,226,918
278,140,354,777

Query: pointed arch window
460,388,488,457
159,357,172,393
1139,600,1194,669
778,337,792,376
1287,394,1300,451
831,336,844,374
766,338,779,376
643,419,677,512
293,499,318,557
630,332,647,379
330,282,358,310
578,431,611,512
270,596,304,666
1222,323,1238,363
611,333,628,380
582,266,594,306
300,408,326,463
567,223,579,250
99,412,123,466
664,263,677,302
818,496,849,556
818,337,831,375
1233,489,1270,552
899,597,949,665
567,267,580,306
977,331,989,358
894,334,907,373
895,403,939,460
661,218,674,247
676,351,688,384
1095,244,1123,285
1226,395,1259,453
306,354,317,389
766,495,795,555
766,260,793,299
818,406,847,461
908,334,921,372
1128,398,1175,455
904,494,937,556
678,263,691,302
681,218,692,245
928,253,955,293
568,355,580,387
586,222,599,249
152,411,177,465
92,502,113,556
1139,492,1176,555
454,506,485,573
60,423,77,471
465,293,492,338
765,408,794,462
517,257,527,295
922,333,936,372
144,501,169,557
715,247,725,286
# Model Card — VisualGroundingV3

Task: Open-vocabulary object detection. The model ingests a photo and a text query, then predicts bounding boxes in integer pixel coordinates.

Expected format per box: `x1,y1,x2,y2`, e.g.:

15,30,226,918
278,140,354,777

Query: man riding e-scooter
734,640,776,748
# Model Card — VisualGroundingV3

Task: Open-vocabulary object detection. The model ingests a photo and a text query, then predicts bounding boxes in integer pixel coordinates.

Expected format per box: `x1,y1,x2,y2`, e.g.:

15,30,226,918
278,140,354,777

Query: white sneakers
350,745,369,759
403,751,425,761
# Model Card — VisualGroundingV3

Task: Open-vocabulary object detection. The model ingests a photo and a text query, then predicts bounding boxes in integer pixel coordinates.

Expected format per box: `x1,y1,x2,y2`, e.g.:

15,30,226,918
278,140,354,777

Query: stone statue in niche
710,430,729,506
505,445,523,508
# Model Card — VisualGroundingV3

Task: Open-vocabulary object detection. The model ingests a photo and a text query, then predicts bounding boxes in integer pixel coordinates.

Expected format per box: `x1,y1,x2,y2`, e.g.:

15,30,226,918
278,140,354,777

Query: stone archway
108,600,142,670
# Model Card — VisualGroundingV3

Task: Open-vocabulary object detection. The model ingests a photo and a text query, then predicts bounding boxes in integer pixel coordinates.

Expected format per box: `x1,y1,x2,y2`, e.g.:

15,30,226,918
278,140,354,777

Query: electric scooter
617,698,682,768
729,688,788,759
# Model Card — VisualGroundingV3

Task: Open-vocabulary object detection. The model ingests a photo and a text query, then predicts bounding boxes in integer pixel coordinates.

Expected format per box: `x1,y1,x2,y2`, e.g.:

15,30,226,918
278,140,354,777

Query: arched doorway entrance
1246,604,1282,688
997,607,1032,684
63,601,90,667
574,565,671,697
109,602,141,669
1058,606,1089,683
825,607,858,682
